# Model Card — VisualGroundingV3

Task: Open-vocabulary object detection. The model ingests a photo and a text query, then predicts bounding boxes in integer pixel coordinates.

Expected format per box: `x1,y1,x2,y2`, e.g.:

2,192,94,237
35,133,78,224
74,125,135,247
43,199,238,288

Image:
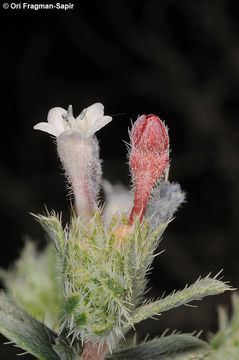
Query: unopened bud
129,114,169,223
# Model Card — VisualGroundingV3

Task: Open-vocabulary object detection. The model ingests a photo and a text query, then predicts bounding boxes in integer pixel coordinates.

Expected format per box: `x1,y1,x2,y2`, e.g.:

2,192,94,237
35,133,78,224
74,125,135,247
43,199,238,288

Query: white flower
34,103,112,137
34,103,112,218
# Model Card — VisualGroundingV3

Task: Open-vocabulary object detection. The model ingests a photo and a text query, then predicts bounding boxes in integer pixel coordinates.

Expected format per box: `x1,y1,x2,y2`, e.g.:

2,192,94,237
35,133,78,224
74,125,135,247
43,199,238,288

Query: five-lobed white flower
33,102,112,138
34,103,112,218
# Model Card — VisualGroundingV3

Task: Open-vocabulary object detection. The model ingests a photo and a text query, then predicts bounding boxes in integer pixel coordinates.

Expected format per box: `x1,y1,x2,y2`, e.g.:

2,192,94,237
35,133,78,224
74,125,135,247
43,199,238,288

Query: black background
1,1,239,358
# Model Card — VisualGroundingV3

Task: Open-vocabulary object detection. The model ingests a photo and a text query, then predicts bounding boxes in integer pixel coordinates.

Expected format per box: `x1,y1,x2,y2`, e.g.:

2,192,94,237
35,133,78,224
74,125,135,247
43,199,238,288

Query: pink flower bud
129,114,169,223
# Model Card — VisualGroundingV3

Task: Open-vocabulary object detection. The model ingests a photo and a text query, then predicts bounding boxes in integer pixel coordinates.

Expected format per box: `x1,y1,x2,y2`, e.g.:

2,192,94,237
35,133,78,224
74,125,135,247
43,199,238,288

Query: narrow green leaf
126,276,232,327
33,213,66,261
0,293,77,360
106,334,209,360
154,348,209,360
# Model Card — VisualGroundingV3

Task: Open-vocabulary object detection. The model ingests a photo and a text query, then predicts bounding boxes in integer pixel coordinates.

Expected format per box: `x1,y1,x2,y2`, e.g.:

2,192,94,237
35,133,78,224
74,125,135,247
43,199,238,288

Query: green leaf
0,293,77,360
106,334,209,359
0,241,63,331
125,276,232,327
33,213,66,262
154,349,209,360
209,294,239,360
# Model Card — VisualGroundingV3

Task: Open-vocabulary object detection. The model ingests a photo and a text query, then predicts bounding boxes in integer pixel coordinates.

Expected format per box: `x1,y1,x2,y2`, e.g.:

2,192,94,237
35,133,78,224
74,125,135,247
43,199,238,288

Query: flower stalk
81,341,109,360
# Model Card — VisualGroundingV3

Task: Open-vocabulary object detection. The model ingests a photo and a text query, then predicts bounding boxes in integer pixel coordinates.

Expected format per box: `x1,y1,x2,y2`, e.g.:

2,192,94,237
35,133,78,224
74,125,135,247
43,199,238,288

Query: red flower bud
129,114,169,223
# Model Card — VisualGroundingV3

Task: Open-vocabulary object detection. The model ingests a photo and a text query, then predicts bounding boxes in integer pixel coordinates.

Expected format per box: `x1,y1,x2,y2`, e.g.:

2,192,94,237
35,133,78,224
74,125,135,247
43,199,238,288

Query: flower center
62,105,77,129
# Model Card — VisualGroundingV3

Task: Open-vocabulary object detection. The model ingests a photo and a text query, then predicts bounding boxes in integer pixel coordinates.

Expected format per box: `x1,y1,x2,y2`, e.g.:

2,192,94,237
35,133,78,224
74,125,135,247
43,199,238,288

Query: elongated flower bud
129,114,169,223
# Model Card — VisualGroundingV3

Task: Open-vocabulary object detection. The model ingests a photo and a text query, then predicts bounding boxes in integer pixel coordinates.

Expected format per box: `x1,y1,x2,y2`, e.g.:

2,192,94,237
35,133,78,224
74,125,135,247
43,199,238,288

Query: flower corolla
34,103,112,138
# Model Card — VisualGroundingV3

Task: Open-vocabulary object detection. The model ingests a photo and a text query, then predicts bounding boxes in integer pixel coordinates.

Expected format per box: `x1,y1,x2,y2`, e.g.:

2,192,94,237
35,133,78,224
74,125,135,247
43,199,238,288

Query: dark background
1,0,239,358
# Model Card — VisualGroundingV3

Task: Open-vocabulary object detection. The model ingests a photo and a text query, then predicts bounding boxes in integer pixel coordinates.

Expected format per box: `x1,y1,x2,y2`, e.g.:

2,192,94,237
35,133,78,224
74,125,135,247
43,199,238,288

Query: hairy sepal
38,211,166,351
